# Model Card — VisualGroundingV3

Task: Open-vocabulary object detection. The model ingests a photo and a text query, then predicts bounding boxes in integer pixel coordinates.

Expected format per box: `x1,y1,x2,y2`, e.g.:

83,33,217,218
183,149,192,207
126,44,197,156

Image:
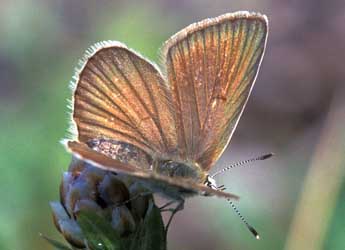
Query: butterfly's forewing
67,141,239,200
70,41,178,160
162,12,268,170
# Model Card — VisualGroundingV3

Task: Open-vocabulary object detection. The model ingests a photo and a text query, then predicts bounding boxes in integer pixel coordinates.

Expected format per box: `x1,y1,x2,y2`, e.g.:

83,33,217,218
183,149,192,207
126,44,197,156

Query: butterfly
64,11,268,208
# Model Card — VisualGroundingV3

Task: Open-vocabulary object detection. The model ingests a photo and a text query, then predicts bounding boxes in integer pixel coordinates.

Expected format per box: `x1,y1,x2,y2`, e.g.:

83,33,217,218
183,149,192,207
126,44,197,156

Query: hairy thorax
143,159,207,200
154,159,205,182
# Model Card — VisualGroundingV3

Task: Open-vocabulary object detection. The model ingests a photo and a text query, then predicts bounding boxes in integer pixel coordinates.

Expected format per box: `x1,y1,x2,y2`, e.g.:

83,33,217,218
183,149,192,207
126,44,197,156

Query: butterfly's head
203,175,218,190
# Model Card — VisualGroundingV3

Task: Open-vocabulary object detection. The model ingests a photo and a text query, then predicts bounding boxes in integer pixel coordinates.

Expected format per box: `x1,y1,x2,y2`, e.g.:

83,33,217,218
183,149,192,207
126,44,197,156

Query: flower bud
111,205,136,236
51,157,153,248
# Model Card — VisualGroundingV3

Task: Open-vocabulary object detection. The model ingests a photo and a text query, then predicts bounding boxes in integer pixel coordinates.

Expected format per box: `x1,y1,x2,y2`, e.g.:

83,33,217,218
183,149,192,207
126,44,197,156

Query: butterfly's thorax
154,159,206,183
140,158,207,200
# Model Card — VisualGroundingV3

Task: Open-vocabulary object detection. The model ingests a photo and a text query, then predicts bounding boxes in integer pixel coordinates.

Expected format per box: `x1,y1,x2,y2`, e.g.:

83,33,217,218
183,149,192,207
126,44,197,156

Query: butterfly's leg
117,191,153,207
159,200,176,211
164,199,184,234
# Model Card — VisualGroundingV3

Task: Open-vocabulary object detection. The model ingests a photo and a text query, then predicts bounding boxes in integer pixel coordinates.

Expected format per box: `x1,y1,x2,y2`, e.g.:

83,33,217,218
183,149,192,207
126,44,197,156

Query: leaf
77,211,122,250
40,234,73,250
129,201,166,250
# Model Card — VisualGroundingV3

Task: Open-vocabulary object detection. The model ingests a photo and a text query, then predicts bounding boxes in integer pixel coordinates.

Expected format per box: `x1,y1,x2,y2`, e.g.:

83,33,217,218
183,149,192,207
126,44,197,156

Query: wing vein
95,54,133,105
227,21,257,97
84,62,138,128
200,26,218,135
76,95,136,130
169,51,188,157
83,57,155,145
223,20,247,95
201,29,208,130
111,50,165,150
78,119,155,151
130,57,170,151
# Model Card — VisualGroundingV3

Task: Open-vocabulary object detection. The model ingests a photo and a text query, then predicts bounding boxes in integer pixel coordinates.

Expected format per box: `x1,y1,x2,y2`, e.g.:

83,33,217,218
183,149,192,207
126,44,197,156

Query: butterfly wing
69,41,178,162
67,141,239,200
161,12,268,170
66,13,267,199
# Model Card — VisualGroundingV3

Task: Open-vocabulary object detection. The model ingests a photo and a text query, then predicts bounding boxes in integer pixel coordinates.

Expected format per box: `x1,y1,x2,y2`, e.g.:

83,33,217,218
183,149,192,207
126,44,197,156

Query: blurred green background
1,0,344,249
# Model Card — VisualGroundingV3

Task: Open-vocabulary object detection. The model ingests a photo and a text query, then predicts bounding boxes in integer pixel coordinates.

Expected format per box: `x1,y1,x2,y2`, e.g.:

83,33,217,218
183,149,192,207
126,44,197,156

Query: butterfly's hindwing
87,138,153,170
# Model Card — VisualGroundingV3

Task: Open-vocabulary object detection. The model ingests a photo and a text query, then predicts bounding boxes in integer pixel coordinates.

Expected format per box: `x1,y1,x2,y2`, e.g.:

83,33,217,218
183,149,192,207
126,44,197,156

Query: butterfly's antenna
211,153,273,178
227,199,260,239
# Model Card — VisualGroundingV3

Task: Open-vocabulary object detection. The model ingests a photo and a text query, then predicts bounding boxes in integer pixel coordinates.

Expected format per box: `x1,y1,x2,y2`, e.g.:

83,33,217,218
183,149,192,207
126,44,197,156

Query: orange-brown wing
69,41,178,158
161,12,268,170
66,141,239,200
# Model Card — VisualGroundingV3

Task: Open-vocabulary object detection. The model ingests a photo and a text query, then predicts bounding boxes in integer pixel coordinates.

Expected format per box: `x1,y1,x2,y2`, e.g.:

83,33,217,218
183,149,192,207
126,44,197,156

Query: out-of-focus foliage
0,0,344,250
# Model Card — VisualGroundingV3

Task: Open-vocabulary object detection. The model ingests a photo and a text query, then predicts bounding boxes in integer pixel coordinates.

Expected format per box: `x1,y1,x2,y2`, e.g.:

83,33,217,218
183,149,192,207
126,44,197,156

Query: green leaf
40,234,73,250
129,201,166,250
77,211,122,250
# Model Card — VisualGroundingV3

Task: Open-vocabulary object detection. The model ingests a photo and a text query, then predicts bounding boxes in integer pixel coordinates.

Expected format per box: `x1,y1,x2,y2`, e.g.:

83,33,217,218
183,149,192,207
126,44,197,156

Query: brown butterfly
63,11,268,221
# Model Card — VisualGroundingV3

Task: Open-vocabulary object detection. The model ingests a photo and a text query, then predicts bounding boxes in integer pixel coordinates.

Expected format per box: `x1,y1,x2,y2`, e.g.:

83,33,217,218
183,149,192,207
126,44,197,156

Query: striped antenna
228,199,260,239
210,153,273,178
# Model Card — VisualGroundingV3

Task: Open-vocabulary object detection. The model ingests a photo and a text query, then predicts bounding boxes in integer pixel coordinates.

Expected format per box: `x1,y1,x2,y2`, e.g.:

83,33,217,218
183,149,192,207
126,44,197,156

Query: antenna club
248,225,260,239
210,152,274,178
259,152,274,160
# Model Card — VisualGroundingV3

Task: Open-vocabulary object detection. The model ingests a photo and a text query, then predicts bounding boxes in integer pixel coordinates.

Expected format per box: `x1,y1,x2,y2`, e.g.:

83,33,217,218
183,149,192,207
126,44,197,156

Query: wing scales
162,12,268,170
71,42,178,156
